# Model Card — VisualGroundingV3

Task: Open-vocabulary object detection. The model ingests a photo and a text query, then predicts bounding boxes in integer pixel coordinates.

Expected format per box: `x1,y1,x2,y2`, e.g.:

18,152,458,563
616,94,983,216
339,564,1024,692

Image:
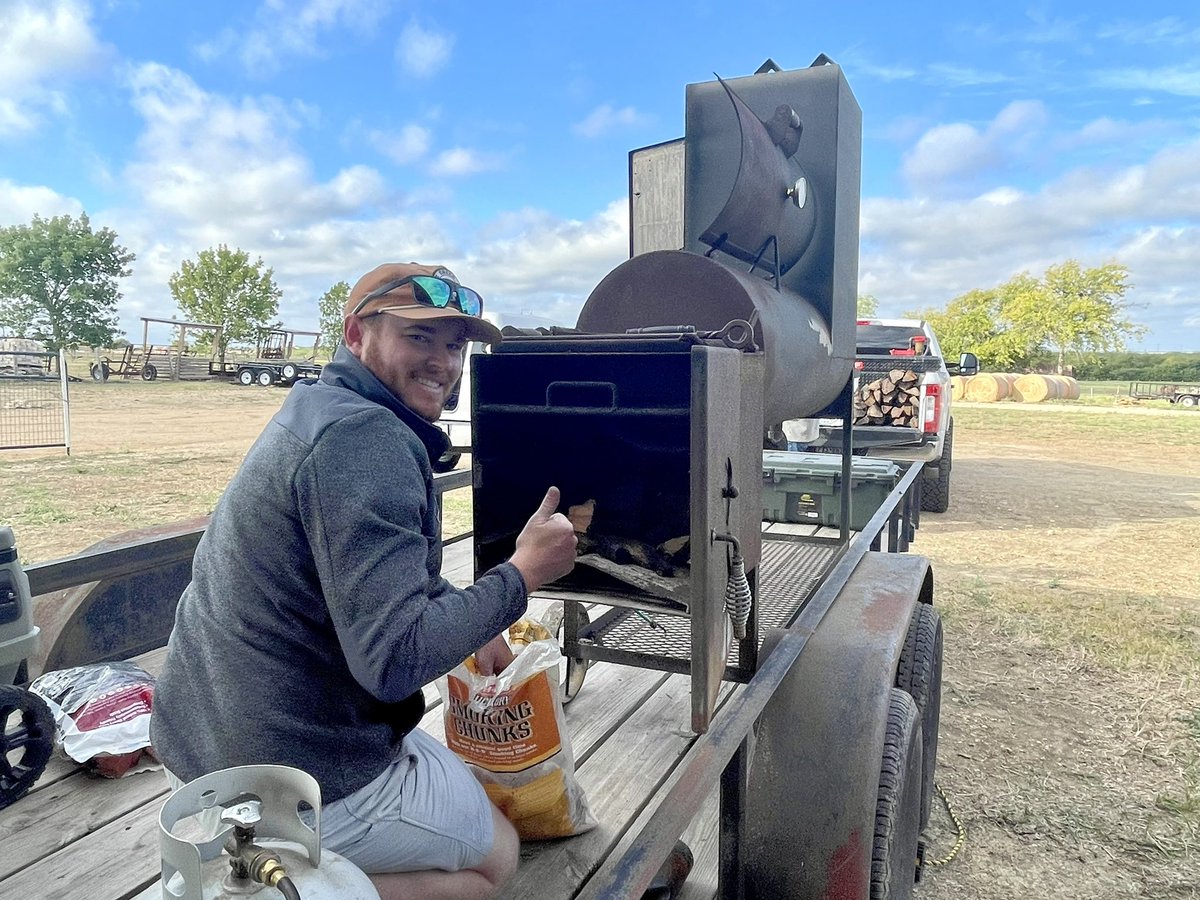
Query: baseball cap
345,262,502,345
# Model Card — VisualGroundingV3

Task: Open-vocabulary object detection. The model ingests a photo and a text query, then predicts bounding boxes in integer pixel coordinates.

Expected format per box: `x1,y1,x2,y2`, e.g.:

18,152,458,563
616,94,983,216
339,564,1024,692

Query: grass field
1,377,1197,897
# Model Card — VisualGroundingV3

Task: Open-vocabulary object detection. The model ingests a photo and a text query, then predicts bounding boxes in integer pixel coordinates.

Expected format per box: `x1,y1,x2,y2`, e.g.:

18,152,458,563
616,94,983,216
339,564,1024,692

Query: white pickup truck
803,318,978,513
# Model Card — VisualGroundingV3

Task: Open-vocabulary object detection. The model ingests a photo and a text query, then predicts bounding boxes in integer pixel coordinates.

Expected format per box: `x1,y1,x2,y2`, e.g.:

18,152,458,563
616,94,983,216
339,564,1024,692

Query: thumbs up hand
510,486,578,593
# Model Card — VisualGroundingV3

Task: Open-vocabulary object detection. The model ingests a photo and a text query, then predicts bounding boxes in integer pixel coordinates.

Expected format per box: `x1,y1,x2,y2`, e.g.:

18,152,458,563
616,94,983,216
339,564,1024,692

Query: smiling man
151,263,578,900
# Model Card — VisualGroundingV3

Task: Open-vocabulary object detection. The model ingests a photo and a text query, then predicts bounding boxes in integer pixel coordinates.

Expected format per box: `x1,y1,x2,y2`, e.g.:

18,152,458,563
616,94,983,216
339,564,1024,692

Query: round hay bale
1013,374,1060,403
964,372,1012,402
1049,375,1080,400
950,375,968,400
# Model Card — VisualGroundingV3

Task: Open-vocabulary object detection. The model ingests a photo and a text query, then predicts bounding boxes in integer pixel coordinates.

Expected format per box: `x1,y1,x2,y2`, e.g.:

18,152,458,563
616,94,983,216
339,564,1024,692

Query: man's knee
479,805,520,889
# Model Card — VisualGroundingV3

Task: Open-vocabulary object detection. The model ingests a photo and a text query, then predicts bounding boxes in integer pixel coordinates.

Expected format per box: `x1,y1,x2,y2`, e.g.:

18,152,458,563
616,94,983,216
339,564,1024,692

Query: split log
854,369,921,427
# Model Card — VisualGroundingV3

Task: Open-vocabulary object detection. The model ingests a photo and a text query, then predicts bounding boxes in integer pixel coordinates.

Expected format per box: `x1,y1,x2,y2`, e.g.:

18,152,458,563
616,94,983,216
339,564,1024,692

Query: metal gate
0,350,71,453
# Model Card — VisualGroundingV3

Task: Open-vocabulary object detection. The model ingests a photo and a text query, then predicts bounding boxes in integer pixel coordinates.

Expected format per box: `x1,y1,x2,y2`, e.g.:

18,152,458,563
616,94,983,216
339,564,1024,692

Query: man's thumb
531,486,561,522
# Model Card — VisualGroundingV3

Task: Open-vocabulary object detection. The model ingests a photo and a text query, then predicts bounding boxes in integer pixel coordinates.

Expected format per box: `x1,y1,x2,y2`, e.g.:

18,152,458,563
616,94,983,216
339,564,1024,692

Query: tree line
0,213,349,358
864,260,1148,374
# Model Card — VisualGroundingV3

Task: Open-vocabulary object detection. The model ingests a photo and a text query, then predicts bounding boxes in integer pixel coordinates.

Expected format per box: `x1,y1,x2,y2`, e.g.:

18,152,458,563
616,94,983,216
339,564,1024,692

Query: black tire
871,689,923,900
256,370,274,387
0,685,55,811
90,362,110,383
896,603,943,831
141,364,157,381
237,368,255,386
921,419,952,513
281,362,298,382
1179,395,1198,407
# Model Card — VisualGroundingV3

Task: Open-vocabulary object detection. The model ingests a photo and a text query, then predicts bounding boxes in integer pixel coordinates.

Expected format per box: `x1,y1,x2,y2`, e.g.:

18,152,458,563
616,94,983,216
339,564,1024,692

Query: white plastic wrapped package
29,661,157,778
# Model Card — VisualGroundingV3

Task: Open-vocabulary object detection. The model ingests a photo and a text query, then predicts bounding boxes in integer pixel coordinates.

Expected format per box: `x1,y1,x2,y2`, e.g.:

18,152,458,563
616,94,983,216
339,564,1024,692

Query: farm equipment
1128,381,1200,406
211,329,323,387
90,345,161,382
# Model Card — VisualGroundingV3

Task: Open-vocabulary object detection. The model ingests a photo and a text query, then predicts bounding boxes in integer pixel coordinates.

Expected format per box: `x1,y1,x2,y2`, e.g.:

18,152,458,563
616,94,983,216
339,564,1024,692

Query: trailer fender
743,551,933,900
27,519,207,678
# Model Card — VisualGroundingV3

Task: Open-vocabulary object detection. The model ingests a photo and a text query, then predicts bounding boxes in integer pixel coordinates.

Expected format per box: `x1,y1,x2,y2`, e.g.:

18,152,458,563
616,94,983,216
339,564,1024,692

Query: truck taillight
922,383,941,434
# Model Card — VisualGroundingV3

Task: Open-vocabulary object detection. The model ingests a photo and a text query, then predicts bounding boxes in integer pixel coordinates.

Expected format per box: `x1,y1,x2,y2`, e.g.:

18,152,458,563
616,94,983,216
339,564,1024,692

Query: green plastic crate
762,451,900,531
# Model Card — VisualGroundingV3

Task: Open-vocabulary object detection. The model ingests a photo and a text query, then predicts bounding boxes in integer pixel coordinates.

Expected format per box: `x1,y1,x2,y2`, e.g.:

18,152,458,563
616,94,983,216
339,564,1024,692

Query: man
151,262,578,900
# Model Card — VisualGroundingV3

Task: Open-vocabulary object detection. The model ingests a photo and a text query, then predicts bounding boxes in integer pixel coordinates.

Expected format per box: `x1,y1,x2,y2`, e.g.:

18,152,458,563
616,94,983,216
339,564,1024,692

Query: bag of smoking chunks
438,620,597,840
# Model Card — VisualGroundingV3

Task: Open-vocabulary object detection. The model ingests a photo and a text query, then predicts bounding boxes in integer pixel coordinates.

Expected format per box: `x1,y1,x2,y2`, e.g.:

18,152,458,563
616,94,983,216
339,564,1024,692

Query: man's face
348,314,467,422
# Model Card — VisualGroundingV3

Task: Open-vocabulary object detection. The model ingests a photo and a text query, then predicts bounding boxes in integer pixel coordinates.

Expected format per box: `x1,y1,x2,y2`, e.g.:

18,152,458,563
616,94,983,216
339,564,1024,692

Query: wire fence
0,350,71,453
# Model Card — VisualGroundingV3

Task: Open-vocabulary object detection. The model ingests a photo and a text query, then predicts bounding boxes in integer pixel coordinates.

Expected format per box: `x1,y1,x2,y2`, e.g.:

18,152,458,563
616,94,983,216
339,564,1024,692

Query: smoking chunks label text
444,671,562,772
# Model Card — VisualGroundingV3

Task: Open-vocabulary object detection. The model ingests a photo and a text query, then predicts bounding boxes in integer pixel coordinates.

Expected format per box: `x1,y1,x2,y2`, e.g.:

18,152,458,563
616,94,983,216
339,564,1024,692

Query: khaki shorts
165,728,493,875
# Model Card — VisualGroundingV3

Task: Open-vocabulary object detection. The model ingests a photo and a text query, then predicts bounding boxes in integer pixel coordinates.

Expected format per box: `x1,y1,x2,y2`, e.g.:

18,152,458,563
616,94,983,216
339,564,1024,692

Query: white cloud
0,0,109,137
0,179,83,226
861,133,1200,345
1094,66,1200,98
123,63,388,236
395,21,454,79
194,0,388,77
902,100,1049,193
368,124,432,165
428,148,498,177
573,104,652,139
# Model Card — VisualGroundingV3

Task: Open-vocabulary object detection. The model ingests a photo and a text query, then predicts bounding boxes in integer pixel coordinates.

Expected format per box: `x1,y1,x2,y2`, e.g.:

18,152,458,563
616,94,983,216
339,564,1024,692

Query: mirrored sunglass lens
456,287,482,317
411,276,452,308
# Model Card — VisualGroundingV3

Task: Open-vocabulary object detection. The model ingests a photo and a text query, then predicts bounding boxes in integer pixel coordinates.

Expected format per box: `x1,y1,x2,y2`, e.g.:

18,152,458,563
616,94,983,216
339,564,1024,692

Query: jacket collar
319,345,455,471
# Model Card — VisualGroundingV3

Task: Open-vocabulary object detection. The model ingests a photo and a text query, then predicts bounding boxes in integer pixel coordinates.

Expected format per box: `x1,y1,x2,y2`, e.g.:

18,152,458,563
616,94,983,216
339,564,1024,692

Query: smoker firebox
472,332,764,731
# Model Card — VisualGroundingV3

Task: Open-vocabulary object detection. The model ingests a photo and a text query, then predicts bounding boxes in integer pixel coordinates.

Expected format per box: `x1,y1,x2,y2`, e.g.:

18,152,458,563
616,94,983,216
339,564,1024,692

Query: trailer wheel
256,370,274,387
141,364,158,382
871,689,923,900
0,685,55,811
237,368,255,386
896,603,943,830
1179,395,1198,407
920,419,952,513
281,362,298,382
90,362,110,383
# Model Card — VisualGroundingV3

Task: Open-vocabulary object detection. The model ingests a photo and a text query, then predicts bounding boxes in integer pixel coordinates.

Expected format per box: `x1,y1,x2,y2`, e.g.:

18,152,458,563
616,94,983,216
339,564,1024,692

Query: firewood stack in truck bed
854,368,920,427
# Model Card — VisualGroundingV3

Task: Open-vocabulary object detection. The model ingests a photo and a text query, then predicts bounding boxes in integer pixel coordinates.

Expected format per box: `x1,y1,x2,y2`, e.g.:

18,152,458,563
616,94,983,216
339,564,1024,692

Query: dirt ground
1,380,1198,897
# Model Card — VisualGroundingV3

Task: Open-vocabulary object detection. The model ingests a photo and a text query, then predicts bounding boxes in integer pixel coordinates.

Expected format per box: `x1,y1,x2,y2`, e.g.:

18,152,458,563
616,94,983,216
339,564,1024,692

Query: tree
169,246,281,365
0,213,133,351
1006,260,1144,373
318,281,350,356
857,294,880,317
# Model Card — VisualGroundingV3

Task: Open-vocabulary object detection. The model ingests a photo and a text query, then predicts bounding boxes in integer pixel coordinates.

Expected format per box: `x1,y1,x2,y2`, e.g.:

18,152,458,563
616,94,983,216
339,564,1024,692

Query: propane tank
142,765,379,900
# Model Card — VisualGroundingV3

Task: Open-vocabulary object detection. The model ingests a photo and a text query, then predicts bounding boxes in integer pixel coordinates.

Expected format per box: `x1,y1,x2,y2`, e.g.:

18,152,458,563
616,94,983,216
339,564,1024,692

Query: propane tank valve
221,798,302,899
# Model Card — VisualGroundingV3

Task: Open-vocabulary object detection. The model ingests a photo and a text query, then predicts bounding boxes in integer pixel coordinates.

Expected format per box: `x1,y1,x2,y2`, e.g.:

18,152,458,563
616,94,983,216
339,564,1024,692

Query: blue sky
2,0,1199,350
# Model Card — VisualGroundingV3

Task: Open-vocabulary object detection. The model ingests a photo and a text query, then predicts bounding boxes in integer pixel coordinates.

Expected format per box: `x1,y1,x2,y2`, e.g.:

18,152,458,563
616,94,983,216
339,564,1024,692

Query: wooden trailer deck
2,537,748,900
2,459,923,900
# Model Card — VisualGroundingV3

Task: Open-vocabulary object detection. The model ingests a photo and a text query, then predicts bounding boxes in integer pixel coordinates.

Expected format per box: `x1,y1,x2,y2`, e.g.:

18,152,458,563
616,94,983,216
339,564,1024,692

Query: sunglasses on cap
351,274,484,319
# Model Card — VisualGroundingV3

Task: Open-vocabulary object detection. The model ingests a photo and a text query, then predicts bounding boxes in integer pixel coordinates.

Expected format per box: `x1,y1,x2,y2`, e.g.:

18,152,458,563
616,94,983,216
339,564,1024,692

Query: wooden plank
496,674,699,899
0,769,168,881
0,796,163,900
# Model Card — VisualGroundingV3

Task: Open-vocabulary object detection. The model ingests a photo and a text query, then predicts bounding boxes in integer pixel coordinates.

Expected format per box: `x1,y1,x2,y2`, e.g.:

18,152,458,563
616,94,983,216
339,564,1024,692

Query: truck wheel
281,362,298,382
896,604,943,831
0,685,55,811
256,370,273,387
920,420,952,513
1179,395,1198,407
871,689,923,900
237,368,255,386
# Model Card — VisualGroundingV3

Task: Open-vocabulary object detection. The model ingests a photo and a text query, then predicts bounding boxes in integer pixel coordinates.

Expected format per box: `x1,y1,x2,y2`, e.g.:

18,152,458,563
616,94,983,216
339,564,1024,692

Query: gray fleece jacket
150,347,528,802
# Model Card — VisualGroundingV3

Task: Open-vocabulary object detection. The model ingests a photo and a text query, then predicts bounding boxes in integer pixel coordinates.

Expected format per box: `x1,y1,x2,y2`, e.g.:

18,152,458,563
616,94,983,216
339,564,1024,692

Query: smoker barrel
576,250,853,427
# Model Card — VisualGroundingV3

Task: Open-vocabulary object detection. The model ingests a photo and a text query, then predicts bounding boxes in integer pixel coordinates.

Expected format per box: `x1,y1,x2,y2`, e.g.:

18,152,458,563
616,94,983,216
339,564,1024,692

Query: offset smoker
474,59,861,733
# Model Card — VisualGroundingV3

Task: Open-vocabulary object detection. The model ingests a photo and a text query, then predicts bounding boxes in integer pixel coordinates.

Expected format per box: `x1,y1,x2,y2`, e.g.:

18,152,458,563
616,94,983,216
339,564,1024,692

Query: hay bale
1013,374,1060,403
964,372,1014,402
